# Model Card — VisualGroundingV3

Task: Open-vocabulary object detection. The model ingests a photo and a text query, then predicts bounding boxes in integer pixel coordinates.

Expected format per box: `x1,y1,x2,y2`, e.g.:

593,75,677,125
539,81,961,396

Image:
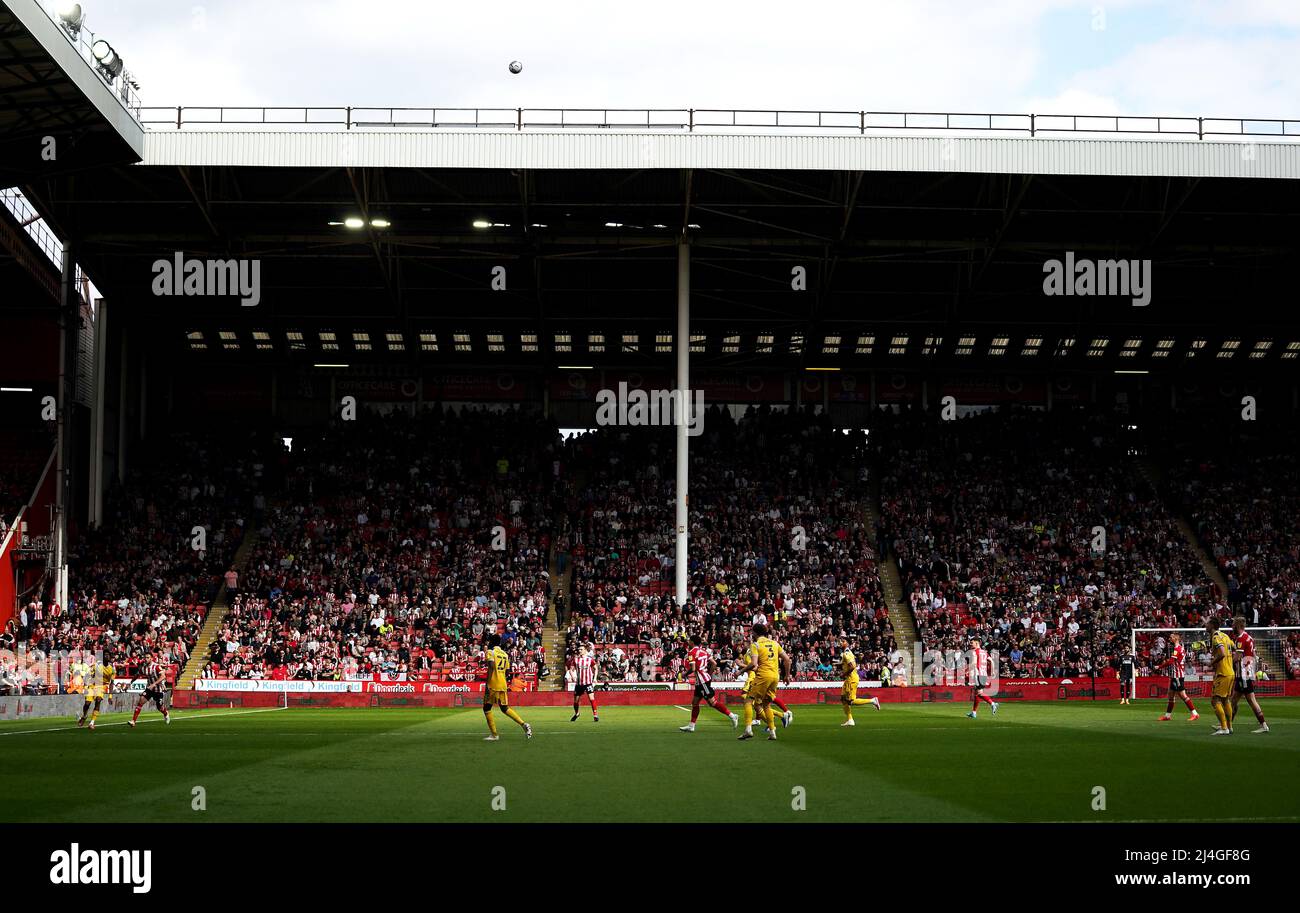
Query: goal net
1130,627,1300,694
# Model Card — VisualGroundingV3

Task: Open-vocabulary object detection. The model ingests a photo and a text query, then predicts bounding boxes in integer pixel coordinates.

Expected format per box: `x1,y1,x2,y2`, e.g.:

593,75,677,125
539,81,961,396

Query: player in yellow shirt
1206,618,1236,735
740,665,795,727
481,634,533,741
76,657,117,731
736,624,790,741
838,637,881,727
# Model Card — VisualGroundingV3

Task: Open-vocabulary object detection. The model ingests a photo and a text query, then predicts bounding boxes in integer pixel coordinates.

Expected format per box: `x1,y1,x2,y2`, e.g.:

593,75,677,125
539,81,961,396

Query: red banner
336,376,420,401
694,371,785,403
425,371,536,402
940,375,1047,405
548,371,596,402
876,373,921,404
831,374,871,403
175,677,1300,710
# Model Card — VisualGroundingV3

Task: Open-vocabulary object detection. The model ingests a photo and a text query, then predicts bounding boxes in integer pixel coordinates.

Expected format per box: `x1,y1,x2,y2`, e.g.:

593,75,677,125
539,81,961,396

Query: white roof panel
139,130,1300,179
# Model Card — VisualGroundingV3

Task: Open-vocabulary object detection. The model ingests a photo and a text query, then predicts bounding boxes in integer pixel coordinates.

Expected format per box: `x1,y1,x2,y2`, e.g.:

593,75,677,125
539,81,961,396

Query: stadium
1,0,1297,891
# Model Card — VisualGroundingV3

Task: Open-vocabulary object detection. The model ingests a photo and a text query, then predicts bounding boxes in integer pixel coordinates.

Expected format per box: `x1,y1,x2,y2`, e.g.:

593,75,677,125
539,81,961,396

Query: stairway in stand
865,468,920,672
175,530,260,691
1138,459,1230,597
540,543,573,692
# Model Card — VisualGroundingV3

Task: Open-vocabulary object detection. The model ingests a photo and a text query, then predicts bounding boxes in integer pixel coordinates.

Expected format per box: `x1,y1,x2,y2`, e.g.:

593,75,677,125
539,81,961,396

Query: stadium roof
139,129,1300,181
7,83,1299,373
0,0,144,186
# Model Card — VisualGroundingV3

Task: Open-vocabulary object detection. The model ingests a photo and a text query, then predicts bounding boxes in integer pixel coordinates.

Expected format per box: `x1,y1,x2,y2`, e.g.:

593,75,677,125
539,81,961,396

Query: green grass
2,701,1297,823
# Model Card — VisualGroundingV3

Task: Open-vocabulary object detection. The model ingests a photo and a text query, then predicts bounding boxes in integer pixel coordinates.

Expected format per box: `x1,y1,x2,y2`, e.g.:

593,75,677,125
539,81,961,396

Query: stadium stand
562,406,896,683
200,408,555,685
875,406,1214,679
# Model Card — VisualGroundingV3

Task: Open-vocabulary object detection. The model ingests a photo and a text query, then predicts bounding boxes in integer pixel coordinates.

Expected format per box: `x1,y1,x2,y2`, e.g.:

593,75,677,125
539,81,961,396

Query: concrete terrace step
1138,459,1230,597
176,529,260,690
865,468,919,659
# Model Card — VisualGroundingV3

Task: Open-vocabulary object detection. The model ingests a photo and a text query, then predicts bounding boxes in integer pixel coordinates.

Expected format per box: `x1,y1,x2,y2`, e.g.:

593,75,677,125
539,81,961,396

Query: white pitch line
674,705,693,712
0,705,287,737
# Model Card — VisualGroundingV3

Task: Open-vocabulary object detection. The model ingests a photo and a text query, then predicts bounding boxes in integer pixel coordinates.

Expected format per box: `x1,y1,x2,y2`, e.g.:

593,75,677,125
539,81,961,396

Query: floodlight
91,39,124,79
57,3,85,35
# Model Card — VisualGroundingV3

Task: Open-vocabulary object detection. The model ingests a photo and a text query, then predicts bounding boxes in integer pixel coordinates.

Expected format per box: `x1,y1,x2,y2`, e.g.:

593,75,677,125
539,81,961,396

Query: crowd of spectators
561,406,896,684
202,408,555,684
1164,429,1300,629
8,400,1297,693
875,406,1213,679
8,431,264,691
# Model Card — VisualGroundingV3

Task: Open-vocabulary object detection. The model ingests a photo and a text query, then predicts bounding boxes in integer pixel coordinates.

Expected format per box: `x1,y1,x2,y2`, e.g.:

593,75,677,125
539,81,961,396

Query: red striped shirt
687,646,713,685
1166,643,1186,679
1236,631,1256,677
575,653,597,686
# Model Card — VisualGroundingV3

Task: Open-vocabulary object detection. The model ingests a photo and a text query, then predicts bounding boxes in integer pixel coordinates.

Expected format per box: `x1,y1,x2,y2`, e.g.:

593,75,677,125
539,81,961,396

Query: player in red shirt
1230,617,1269,733
1156,632,1198,722
678,633,739,732
964,639,999,719
569,642,600,722
127,653,172,728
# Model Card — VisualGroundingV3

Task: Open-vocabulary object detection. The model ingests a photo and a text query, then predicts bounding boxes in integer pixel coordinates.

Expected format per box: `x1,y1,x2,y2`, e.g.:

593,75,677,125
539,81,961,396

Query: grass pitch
2,701,1297,823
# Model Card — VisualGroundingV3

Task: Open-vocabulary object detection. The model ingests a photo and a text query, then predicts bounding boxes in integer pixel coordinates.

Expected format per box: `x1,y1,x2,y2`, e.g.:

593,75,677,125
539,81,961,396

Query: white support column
674,240,690,606
54,246,76,612
89,299,108,528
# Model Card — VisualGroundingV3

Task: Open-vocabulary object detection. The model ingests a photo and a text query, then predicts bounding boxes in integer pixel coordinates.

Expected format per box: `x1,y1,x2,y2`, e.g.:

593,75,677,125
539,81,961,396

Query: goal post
1130,627,1299,695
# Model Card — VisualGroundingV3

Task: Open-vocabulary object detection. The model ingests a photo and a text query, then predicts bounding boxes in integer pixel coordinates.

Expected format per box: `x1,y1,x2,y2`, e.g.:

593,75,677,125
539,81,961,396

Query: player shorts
1212,675,1234,699
484,689,509,707
143,687,167,706
693,681,716,702
573,683,594,696
841,679,859,702
971,676,990,691
85,686,104,702
740,677,753,698
1234,677,1255,696
748,675,778,703
1168,676,1185,693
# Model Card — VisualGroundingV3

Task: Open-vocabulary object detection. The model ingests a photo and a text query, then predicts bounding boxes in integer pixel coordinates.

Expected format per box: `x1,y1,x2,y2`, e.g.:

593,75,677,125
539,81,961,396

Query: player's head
1204,617,1219,633
484,633,501,648
970,638,981,650
1169,631,1181,643
1232,616,1246,633
751,623,768,639
838,637,850,651
691,632,704,647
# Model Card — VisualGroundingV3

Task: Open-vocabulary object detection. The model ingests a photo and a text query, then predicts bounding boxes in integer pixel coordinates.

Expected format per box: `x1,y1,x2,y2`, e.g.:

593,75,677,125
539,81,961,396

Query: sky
46,0,1300,119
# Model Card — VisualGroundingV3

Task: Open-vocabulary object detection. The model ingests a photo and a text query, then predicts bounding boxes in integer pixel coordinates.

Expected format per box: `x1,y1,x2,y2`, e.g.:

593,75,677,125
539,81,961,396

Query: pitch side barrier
170,677,1300,710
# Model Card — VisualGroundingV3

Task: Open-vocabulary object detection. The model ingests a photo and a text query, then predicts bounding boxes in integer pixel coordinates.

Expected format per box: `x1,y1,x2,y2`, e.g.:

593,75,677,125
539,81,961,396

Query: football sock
1213,703,1228,730
132,706,142,723
771,698,789,713
483,707,499,737
1165,696,1175,713
843,704,853,721
851,697,873,706
712,700,731,717
742,704,754,729
589,699,598,717
1182,696,1196,711
503,707,526,728
763,706,775,731
690,705,700,724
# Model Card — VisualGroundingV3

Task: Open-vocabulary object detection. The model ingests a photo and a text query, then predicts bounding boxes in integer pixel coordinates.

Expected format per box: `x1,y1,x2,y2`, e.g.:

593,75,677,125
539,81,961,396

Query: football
508,60,523,74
